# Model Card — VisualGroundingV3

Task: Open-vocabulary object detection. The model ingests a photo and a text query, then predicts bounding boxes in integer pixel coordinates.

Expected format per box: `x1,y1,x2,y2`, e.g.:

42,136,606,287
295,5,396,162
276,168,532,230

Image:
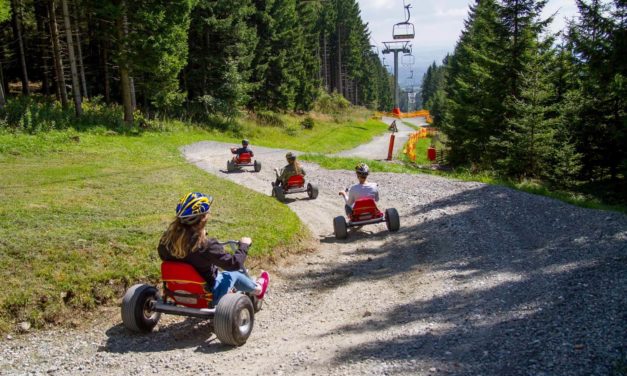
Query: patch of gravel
1,140,625,376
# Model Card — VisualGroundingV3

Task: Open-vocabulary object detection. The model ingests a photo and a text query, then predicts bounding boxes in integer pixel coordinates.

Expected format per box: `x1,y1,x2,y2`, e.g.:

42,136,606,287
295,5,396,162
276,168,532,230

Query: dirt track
1,128,626,375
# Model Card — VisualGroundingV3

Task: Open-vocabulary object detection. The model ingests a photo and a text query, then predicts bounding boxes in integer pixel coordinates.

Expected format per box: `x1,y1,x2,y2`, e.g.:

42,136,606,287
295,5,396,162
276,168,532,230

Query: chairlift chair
393,2,415,40
401,54,415,66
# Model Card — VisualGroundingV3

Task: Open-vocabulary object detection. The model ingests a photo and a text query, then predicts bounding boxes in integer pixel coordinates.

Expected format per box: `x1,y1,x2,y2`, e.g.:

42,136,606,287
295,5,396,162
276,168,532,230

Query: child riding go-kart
271,152,318,202
333,163,400,239
121,240,266,346
333,197,400,239
227,139,261,172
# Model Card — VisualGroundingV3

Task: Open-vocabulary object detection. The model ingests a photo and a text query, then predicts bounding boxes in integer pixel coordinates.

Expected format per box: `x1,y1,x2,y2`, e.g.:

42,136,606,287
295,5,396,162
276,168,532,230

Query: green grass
300,154,627,214
0,128,309,333
0,111,387,333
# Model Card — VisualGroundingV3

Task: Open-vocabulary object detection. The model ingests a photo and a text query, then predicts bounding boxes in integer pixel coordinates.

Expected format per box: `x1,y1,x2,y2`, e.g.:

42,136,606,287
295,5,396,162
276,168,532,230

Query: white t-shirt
347,182,379,206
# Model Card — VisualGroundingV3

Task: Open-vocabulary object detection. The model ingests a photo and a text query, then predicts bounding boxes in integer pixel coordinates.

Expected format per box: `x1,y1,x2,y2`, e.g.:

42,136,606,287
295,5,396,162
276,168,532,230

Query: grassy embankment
0,112,387,333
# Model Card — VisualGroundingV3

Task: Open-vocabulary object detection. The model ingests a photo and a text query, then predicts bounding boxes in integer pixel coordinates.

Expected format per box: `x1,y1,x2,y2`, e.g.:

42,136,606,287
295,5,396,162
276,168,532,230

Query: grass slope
0,114,388,333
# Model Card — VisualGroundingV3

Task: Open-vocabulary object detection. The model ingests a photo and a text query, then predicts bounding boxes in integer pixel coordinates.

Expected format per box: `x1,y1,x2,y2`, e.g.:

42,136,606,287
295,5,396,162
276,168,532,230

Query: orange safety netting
402,127,439,162
383,109,432,123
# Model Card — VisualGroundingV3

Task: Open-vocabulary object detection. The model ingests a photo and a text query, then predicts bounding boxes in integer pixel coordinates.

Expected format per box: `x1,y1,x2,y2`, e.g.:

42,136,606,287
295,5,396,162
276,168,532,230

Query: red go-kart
227,149,261,173
333,197,400,239
271,169,318,202
121,241,262,346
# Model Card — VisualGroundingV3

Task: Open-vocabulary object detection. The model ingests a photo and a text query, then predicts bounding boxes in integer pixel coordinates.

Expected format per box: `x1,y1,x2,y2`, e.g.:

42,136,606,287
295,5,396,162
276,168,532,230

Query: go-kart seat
350,198,383,222
285,175,305,189
236,152,252,164
161,261,213,309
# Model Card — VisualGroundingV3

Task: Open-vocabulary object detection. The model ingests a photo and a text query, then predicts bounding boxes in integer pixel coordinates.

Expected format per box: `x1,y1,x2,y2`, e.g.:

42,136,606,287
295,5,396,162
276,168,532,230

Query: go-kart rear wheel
254,160,261,172
385,208,400,232
273,185,286,202
214,293,254,346
121,284,161,333
333,216,348,239
307,183,319,199
227,160,235,172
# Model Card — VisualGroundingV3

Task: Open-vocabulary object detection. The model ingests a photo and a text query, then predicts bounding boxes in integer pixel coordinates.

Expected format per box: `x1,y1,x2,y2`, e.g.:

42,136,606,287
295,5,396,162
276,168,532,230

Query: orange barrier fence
402,127,439,162
373,109,433,123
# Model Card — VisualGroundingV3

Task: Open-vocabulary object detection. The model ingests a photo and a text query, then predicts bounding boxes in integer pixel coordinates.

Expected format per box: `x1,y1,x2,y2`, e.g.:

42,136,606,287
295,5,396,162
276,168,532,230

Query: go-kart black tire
307,183,319,199
385,208,400,232
273,185,285,202
214,293,255,346
227,160,235,172
254,160,261,172
333,216,348,239
121,284,161,333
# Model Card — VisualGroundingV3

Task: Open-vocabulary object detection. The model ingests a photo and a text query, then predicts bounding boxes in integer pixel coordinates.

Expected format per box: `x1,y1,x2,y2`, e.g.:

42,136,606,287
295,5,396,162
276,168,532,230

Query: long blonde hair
290,159,303,175
159,217,206,259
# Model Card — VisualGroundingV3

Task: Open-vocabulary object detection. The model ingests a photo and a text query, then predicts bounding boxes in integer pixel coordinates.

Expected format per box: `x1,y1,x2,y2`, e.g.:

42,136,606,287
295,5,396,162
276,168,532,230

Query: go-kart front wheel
385,208,400,232
333,216,348,239
254,160,261,172
214,293,255,346
121,284,161,333
227,160,236,172
307,183,319,199
273,185,286,202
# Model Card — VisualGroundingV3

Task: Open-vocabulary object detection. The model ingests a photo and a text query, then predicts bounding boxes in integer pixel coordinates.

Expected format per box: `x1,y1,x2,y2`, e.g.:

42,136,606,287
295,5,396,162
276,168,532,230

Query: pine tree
442,0,505,166
186,0,257,119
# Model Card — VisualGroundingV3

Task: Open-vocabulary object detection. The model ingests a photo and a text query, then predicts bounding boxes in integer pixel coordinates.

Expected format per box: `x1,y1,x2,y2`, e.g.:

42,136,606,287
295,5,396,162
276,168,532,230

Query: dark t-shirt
233,146,254,156
158,234,249,288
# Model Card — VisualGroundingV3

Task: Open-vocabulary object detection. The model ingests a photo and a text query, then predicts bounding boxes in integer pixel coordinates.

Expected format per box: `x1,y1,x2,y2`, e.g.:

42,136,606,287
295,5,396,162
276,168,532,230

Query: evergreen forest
421,0,626,203
0,0,393,124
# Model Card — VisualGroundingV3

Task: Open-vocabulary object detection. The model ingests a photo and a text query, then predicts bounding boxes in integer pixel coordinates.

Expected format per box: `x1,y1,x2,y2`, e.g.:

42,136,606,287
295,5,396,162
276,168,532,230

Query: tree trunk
73,2,88,99
61,0,82,116
11,0,30,95
0,62,6,109
102,39,110,103
336,22,342,94
48,0,68,107
35,0,51,95
116,0,133,124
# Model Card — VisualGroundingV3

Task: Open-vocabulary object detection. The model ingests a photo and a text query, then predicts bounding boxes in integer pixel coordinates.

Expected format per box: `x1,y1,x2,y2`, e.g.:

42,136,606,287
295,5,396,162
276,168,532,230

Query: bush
254,111,285,127
313,91,351,114
301,116,315,130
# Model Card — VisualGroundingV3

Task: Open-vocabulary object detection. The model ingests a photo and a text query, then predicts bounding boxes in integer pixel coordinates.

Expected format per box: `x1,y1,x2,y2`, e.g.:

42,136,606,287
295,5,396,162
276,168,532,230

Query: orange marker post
387,134,396,161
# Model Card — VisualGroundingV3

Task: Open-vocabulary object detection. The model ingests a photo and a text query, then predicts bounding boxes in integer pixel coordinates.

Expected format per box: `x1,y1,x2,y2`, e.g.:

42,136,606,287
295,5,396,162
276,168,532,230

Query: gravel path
1,139,626,376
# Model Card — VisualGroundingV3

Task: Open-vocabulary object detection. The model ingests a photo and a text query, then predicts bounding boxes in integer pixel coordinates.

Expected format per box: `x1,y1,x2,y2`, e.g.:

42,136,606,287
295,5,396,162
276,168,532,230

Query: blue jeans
212,271,256,304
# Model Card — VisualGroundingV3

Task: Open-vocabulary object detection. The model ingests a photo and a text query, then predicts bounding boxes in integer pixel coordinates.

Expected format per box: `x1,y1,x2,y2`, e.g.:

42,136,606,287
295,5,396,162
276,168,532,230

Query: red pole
387,134,396,160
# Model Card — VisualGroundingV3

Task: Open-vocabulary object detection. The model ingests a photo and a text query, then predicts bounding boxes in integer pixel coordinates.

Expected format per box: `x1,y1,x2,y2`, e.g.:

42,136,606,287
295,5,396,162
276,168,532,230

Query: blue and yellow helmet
176,192,213,224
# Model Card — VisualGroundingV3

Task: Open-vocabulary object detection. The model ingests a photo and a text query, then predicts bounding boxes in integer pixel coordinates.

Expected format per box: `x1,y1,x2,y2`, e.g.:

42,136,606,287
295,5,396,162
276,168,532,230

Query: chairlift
401,54,415,66
393,1,415,40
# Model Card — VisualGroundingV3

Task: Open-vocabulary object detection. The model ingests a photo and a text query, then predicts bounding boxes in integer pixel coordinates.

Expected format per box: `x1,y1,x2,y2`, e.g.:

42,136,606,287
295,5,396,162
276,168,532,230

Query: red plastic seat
161,261,212,309
350,198,383,222
285,175,305,189
237,152,252,164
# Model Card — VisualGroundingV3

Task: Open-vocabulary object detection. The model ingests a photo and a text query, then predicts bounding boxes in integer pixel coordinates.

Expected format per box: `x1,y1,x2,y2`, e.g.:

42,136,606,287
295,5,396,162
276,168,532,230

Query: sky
357,0,580,88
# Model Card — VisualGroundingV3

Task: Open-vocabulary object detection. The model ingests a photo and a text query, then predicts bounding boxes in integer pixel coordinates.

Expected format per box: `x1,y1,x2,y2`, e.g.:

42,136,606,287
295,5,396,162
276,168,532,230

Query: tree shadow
287,185,627,374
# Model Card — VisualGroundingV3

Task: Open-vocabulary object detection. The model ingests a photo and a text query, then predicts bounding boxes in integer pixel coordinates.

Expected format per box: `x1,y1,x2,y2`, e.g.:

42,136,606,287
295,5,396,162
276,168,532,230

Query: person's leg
212,272,235,304
345,204,353,217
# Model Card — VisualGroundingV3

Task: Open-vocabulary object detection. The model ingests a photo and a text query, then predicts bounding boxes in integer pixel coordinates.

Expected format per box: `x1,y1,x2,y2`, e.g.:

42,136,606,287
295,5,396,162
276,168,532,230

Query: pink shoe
256,271,270,300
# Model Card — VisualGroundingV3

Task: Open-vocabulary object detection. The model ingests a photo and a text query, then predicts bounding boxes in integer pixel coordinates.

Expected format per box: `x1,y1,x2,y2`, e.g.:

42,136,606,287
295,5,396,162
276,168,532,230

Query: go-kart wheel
121,284,161,333
385,208,400,232
307,183,319,199
214,293,255,346
273,185,286,202
333,216,348,239
227,160,235,172
254,160,261,172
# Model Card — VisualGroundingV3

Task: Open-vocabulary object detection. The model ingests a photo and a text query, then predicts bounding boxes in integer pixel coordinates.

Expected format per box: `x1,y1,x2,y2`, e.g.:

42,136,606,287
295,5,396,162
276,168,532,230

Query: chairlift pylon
393,1,415,40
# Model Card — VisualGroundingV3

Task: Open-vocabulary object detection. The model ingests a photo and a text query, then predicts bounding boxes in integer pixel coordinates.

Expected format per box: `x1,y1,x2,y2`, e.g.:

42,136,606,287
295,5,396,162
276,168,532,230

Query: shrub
254,111,285,127
301,116,315,130
313,90,351,114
